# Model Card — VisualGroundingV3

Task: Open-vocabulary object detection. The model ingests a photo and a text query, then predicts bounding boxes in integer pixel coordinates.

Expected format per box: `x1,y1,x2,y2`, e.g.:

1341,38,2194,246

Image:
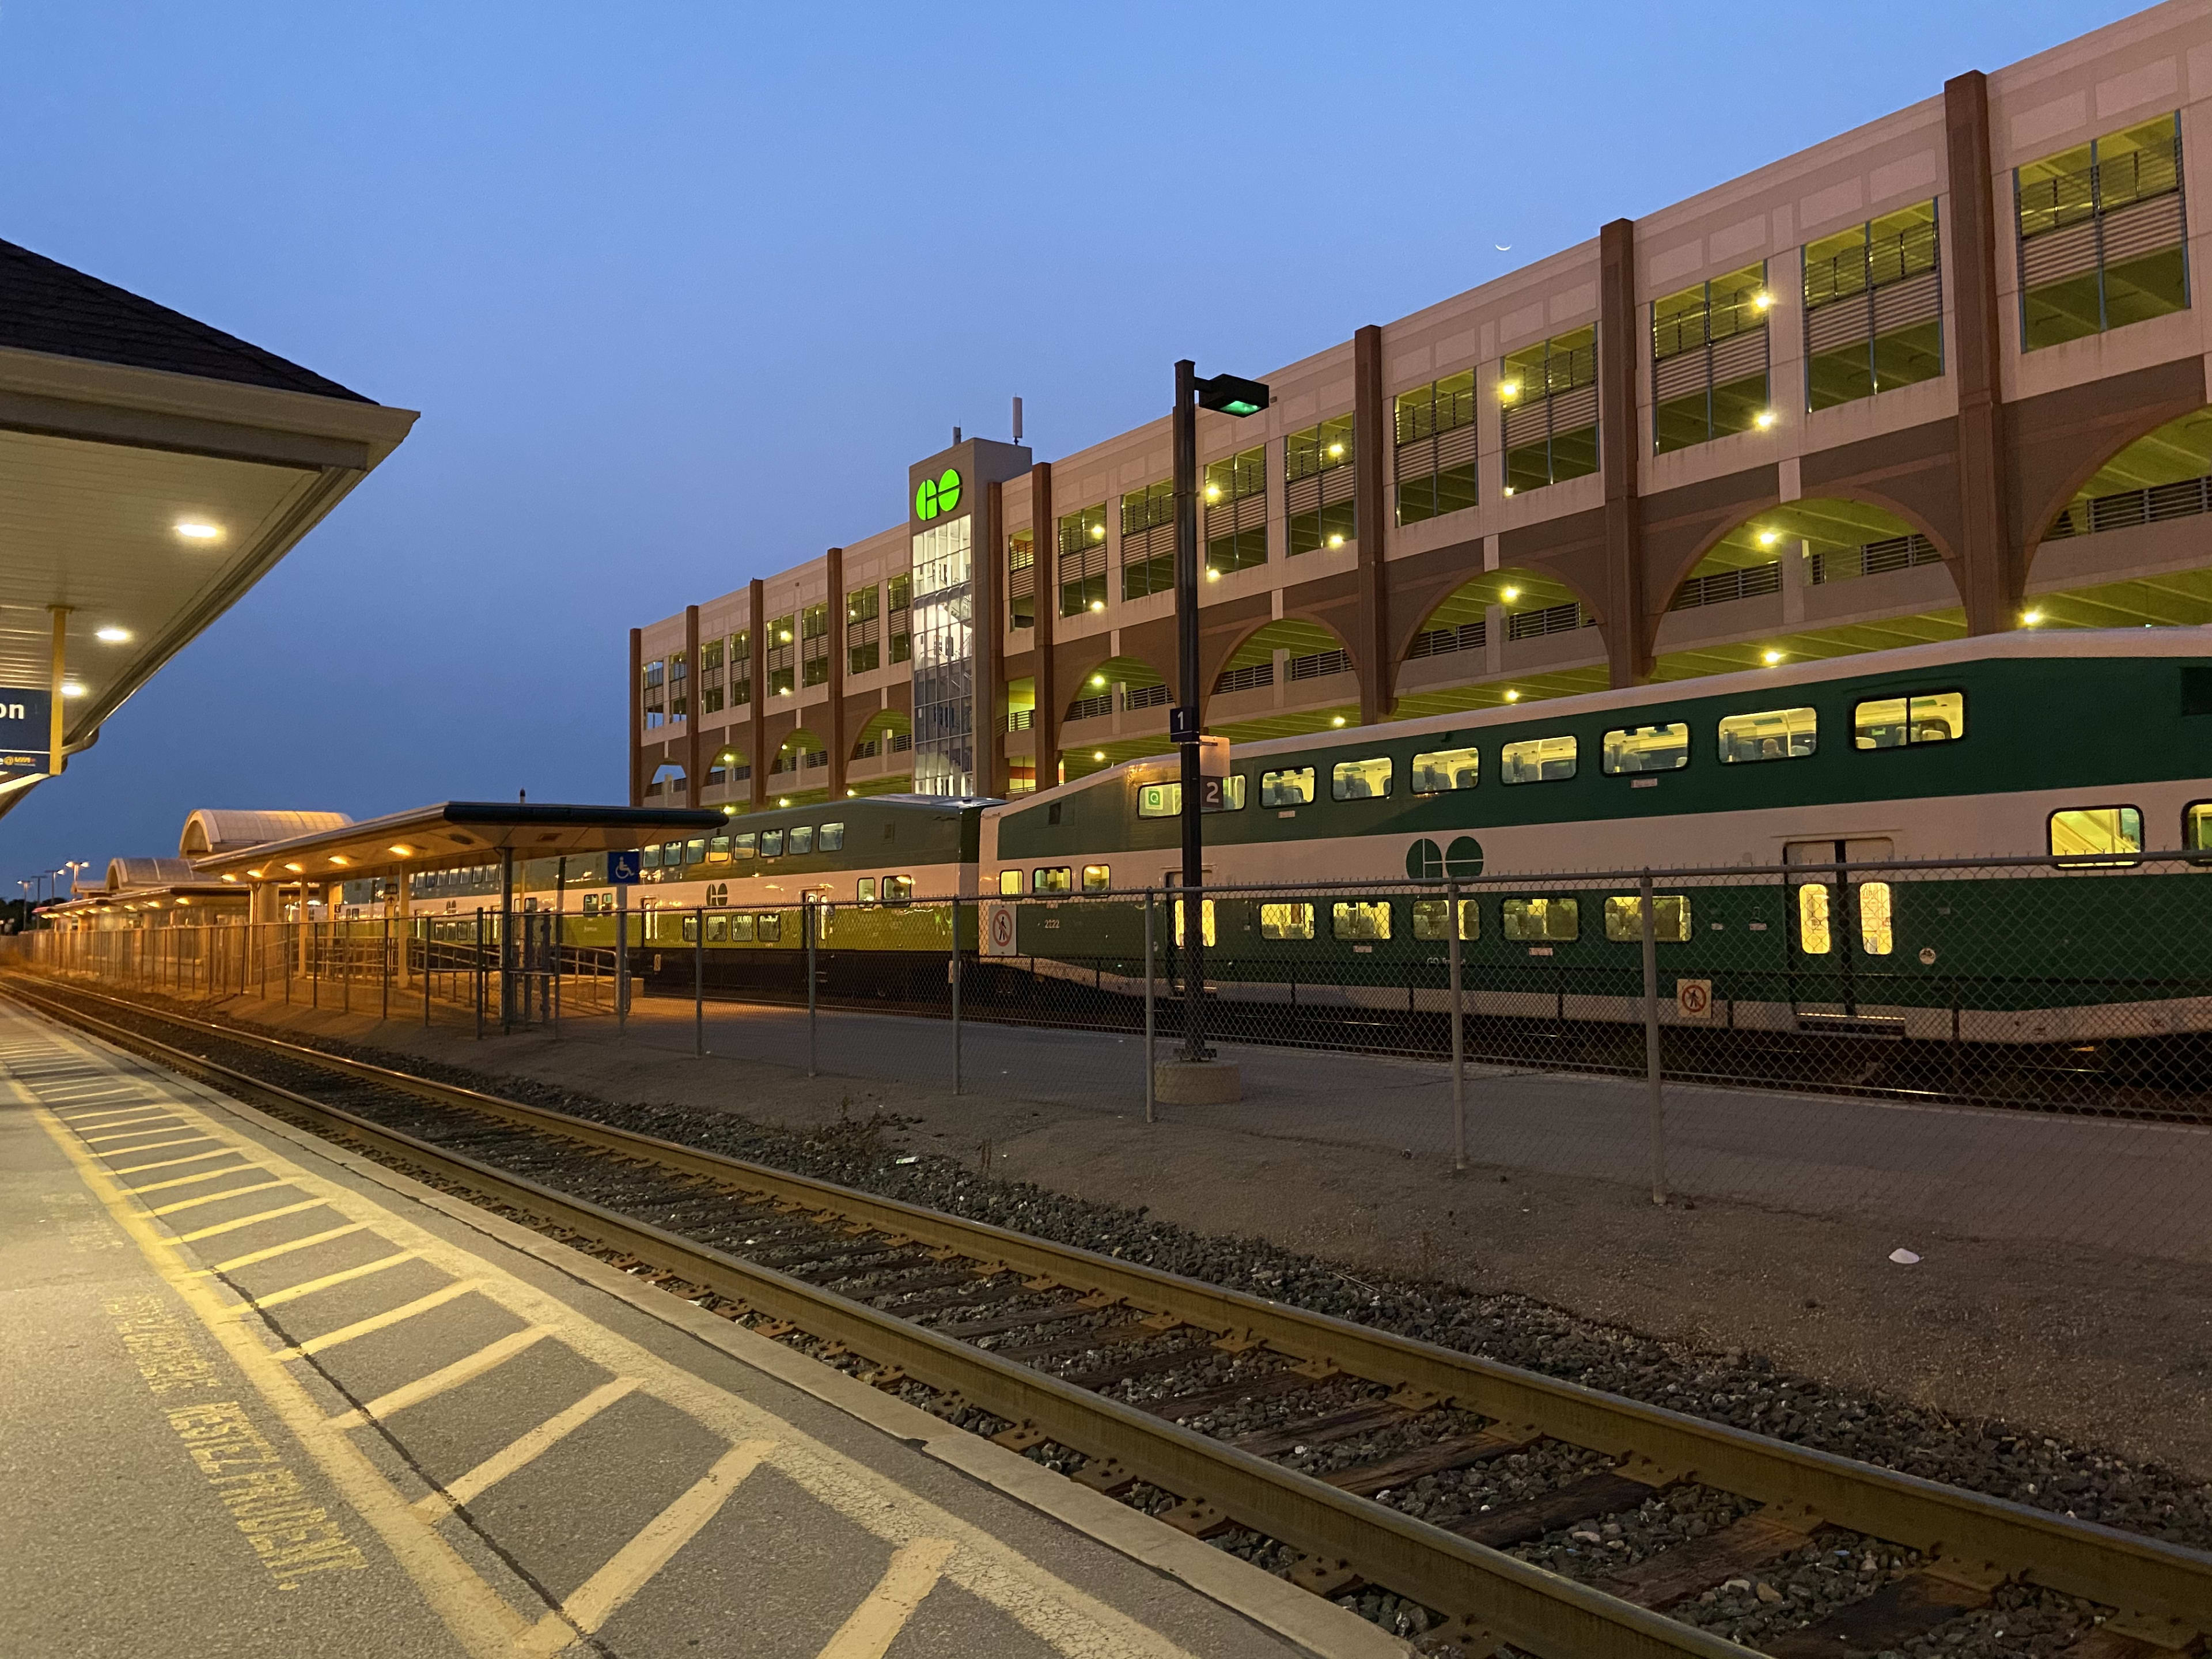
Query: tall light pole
1171,360,1268,1063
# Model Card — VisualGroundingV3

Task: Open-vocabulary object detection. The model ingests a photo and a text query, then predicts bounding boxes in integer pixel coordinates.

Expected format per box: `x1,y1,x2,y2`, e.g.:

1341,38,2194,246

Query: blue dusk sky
0,0,2142,887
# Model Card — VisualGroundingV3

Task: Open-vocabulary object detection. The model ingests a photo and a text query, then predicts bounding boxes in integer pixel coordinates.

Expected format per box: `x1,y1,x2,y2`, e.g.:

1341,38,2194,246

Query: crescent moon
1494,243,1512,251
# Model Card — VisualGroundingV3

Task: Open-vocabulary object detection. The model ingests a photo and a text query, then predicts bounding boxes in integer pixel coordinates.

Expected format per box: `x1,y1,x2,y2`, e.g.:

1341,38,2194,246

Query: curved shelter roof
105,856,199,892
179,808,352,858
188,801,728,885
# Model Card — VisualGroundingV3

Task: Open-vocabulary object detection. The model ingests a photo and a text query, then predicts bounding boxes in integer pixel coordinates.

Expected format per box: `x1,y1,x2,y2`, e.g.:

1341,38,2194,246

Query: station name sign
914,468,963,522
0,687,52,788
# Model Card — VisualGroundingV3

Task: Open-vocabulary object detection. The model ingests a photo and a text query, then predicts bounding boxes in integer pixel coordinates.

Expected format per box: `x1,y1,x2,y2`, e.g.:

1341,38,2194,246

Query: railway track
12,974,2211,1659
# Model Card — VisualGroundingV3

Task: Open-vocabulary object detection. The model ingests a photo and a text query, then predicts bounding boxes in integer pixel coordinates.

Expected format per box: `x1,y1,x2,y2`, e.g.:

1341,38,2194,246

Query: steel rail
14,977,2212,1643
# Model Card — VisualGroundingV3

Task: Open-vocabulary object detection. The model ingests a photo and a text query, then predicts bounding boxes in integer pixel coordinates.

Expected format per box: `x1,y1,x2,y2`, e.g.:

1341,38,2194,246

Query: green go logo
914,468,963,521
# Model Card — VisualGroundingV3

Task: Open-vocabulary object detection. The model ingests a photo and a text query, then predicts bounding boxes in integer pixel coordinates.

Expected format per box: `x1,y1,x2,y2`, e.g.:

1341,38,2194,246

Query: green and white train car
977,632,2212,1045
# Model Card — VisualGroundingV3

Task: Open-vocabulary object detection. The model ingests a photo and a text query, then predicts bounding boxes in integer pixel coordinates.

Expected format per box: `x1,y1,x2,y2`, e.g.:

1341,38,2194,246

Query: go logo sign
914,468,963,521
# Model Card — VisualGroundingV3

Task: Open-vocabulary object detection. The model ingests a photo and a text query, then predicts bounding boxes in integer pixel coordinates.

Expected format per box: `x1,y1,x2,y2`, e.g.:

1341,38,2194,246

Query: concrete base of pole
1153,1058,1242,1105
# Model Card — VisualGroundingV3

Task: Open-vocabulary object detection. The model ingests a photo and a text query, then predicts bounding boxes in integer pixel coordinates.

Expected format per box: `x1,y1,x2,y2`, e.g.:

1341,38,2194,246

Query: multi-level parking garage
634,2,2212,816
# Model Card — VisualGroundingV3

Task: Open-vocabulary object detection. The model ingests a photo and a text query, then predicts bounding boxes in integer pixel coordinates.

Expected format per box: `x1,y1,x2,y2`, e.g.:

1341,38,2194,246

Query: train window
819,822,844,851
732,913,756,941
1500,734,1578,785
2048,806,2142,865
760,830,785,857
1032,866,1072,894
1502,896,1579,941
1411,745,1480,794
1853,691,1964,750
1602,724,1689,775
857,877,877,902
1858,882,1894,955
881,874,914,903
1261,767,1316,807
995,869,1021,895
1082,864,1111,893
642,844,661,870
1332,900,1392,941
706,882,729,907
1603,895,1691,942
1260,902,1314,941
1718,707,1817,764
1140,777,1247,816
686,838,706,865
789,825,815,855
757,911,782,942
707,914,730,942
1173,899,1217,946
2187,802,2212,854
1331,756,1393,801
680,914,699,944
734,832,757,859
1412,898,1479,941
1797,884,1832,953
707,836,731,864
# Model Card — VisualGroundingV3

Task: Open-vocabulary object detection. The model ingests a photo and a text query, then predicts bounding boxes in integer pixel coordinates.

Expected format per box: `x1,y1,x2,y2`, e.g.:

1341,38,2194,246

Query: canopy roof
189,802,726,883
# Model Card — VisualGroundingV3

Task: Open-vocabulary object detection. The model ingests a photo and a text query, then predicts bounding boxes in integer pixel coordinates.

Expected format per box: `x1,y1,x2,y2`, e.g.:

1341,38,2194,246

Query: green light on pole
1195,373,1271,418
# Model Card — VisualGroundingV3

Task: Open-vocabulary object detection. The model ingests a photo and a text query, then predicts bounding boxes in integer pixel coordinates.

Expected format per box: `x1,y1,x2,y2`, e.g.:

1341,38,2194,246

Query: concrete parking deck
0,999,1392,1659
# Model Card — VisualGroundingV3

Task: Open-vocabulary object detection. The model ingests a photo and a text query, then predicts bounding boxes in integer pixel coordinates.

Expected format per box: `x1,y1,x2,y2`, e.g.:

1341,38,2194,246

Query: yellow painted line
127,1162,266,1195
110,1147,241,1175
197,1223,372,1275
82,1122,189,1143
417,1377,641,1516
168,1199,329,1244
329,1327,552,1429
149,1179,292,1217
815,1536,959,1659
92,1134,210,1156
21,1096,531,1658
56,1104,164,1124
69,1112,175,1133
512,1439,775,1658
278,1278,483,1359
226,1252,419,1317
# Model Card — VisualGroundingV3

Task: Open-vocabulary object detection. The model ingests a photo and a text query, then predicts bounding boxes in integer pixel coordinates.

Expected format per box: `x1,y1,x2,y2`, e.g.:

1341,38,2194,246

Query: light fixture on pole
1171,361,1269,1073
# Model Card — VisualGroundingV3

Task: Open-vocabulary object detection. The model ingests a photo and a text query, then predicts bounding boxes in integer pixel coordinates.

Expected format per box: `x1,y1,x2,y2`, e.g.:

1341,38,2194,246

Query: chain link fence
12,854,2211,1262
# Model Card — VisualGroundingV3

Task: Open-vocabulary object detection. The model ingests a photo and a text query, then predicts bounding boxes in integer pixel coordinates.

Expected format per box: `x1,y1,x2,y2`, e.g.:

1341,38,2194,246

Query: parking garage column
827,547,847,800
683,604,701,808
1945,69,2019,636
1030,461,1058,793
1598,216,1649,685
628,627,644,807
748,578,768,811
1353,324,1390,723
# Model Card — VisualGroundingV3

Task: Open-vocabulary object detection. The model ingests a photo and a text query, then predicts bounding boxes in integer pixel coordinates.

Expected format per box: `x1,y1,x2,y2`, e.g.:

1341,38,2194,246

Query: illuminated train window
1854,691,1963,749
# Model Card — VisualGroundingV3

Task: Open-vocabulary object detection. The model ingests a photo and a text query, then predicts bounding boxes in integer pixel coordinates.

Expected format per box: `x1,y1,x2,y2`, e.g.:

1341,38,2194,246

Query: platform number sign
982,900,1018,957
1676,978,1714,1021
0,687,52,788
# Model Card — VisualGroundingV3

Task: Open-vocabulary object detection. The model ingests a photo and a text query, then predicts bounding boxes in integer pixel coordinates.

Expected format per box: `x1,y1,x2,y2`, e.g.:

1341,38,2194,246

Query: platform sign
606,850,641,885
1676,978,1714,1021
981,900,1019,957
0,688,52,787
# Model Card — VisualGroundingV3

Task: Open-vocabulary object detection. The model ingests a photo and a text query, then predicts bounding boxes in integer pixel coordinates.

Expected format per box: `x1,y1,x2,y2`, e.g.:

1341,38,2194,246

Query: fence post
950,894,962,1096
421,919,431,1028
694,906,706,1058
341,916,352,1016
1448,878,1465,1173
284,920,293,1005
1143,890,1156,1124
310,920,320,1010
380,914,391,1021
806,899,818,1078
474,908,485,1040
1639,869,1667,1206
615,887,630,1038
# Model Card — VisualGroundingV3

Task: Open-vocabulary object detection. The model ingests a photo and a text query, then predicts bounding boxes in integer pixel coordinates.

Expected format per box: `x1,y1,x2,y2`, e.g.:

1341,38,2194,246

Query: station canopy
0,236,416,818
188,802,728,885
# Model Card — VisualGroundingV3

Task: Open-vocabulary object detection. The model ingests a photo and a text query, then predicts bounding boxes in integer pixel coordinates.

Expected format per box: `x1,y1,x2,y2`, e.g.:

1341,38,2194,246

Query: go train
486,632,2212,1052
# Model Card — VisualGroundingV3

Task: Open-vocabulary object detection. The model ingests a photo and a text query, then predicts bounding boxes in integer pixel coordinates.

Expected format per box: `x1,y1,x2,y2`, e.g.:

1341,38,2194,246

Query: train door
1784,838,1893,1019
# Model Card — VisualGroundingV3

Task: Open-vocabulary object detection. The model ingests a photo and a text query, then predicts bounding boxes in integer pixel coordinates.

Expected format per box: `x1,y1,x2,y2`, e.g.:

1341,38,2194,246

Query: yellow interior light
246,868,264,878
1498,379,1521,400
1753,410,1778,430
1500,585,1520,602
1762,649,1783,665
1504,690,1521,703
95,626,130,643
1327,533,1344,547
174,520,221,541
1206,567,1221,581
1090,524,1105,539
283,862,304,874
1090,673,1105,687
219,873,236,883
2022,608,2043,626
1502,485,1516,497
1205,485,1221,501
1752,290,1774,310
1093,750,1106,761
1089,599,1105,612
1331,715,1346,727
778,796,790,807
846,788,857,797
389,844,414,857
1327,443,1344,458
1757,530,1780,548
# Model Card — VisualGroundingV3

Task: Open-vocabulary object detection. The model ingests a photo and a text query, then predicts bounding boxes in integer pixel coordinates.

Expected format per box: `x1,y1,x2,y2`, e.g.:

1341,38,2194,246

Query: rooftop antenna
952,425,962,445
1012,396,1024,444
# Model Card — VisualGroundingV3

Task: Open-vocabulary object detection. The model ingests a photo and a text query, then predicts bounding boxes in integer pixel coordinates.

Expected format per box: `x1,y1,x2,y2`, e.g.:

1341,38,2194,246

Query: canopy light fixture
95,626,130,643
389,844,415,857
174,520,221,541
